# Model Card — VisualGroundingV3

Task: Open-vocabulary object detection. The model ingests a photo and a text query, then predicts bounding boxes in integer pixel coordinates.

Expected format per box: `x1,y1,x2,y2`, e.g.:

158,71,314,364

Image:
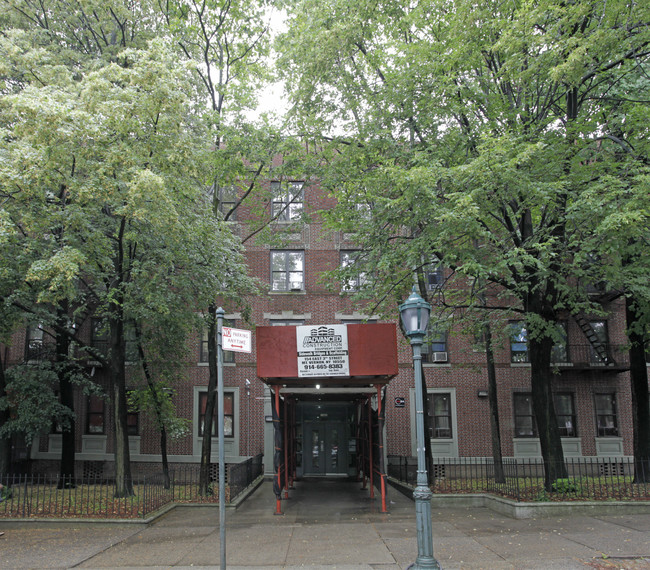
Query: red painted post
368,398,374,499
283,396,289,499
377,385,387,513
274,386,283,515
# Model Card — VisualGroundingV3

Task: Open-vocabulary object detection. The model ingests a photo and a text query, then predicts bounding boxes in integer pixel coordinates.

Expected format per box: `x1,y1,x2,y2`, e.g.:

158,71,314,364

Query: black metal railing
0,454,263,519
387,456,650,502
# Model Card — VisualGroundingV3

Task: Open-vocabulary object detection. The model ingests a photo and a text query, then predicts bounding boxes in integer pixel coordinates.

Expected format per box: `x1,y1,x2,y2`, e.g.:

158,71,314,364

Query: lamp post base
409,485,441,569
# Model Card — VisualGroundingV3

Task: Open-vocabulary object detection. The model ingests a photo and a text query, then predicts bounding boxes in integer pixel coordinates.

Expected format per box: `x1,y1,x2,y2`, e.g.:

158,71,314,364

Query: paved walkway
1,478,650,569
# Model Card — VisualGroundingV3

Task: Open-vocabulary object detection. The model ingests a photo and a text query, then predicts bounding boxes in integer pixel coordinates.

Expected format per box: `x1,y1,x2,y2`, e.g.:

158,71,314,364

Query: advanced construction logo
301,326,343,349
296,324,350,378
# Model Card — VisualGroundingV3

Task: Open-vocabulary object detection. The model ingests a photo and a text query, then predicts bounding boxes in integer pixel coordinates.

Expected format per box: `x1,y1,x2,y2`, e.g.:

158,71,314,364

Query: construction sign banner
296,324,350,377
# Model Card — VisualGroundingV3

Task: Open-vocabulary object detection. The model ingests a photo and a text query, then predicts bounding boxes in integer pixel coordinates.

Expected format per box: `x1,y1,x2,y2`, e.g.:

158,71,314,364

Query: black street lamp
399,287,441,570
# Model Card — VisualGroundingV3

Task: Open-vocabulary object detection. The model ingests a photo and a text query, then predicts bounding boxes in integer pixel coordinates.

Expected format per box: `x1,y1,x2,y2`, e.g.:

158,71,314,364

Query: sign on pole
222,327,252,353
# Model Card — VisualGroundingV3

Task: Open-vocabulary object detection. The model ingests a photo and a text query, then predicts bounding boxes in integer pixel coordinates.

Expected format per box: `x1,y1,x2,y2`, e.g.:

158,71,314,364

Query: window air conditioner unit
432,352,448,363
290,282,303,291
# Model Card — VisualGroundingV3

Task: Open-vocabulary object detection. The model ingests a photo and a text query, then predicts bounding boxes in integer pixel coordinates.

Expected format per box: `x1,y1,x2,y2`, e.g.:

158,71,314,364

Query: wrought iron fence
387,455,650,502
0,454,263,519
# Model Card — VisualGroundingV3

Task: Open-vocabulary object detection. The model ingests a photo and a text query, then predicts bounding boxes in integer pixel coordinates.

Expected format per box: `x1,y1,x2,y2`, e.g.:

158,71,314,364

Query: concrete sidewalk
1,478,650,569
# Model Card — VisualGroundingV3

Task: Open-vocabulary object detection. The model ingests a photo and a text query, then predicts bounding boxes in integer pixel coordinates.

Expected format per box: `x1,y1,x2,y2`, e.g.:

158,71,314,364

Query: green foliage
0,362,81,444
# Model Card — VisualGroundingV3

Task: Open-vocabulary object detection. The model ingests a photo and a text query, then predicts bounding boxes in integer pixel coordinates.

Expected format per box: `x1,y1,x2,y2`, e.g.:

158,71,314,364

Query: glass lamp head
399,286,431,338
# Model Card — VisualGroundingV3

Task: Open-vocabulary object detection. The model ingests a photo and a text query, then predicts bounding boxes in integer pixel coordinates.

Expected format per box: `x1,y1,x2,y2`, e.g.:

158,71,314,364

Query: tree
1,0,256,495
278,0,650,489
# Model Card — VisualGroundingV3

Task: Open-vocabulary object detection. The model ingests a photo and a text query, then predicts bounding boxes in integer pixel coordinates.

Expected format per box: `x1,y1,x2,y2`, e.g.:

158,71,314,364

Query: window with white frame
271,181,303,222
422,323,448,363
270,320,305,326
271,250,304,291
340,250,367,291
198,391,234,438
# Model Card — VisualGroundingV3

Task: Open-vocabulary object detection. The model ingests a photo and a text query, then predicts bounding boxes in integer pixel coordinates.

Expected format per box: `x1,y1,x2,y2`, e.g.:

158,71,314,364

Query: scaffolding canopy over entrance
257,323,398,385
256,323,399,515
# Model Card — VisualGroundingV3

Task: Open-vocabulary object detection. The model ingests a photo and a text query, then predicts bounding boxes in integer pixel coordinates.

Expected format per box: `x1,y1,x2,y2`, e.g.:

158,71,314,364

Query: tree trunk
626,296,650,483
55,316,76,487
529,334,567,490
418,360,435,487
110,313,134,498
484,324,505,483
0,350,11,475
135,327,170,488
199,307,218,496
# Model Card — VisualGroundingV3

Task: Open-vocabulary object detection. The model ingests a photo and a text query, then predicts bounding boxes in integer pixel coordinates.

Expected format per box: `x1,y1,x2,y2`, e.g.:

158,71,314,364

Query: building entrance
298,402,354,477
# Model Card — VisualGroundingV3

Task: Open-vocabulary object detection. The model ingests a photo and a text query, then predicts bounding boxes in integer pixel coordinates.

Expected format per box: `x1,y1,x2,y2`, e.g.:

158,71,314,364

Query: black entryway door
303,421,347,475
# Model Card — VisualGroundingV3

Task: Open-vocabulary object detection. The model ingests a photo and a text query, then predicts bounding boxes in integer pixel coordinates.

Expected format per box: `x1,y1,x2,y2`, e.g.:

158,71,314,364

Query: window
427,393,452,438
513,393,537,437
271,250,304,291
271,320,305,326
271,181,303,221
200,325,235,363
25,323,45,360
216,185,238,220
551,322,569,364
595,393,618,436
589,320,609,364
126,391,139,436
510,321,528,363
422,324,448,363
86,395,105,434
198,391,234,438
91,318,109,357
425,259,444,291
125,323,138,363
554,393,577,437
340,250,367,291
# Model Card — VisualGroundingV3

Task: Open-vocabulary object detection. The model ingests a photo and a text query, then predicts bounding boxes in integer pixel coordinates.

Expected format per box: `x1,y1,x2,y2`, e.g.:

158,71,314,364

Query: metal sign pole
217,307,226,569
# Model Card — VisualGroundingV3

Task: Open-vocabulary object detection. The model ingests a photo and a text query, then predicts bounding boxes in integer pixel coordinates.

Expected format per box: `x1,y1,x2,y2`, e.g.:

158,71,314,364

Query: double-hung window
86,395,105,435
340,250,367,291
216,185,238,220
271,181,303,222
554,393,577,436
25,323,45,361
513,393,537,437
551,322,569,364
595,393,618,436
422,323,448,363
425,258,444,291
427,393,453,438
510,321,528,363
271,250,304,291
198,391,234,438
589,320,609,364
200,323,235,363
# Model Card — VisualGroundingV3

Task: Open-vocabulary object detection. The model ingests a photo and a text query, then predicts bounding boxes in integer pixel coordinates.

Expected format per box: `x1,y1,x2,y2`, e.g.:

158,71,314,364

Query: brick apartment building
2,174,642,479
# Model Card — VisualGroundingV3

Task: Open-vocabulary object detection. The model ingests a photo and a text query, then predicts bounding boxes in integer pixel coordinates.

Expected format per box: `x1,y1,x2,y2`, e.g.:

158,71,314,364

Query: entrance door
303,421,347,475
